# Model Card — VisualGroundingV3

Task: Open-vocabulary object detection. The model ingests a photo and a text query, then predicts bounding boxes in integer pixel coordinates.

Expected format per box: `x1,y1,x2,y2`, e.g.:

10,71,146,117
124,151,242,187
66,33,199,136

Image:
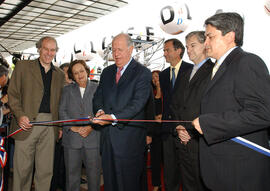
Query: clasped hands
176,117,203,144
70,125,93,137
176,125,191,145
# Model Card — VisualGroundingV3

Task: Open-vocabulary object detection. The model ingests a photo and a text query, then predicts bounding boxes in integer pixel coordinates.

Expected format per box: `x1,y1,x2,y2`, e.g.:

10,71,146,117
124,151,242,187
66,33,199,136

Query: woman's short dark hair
67,60,90,81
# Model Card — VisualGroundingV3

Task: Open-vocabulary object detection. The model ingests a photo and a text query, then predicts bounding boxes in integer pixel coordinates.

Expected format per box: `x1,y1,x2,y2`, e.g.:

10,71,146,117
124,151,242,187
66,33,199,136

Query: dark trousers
163,134,182,191
150,135,163,187
175,138,208,191
102,136,144,191
141,146,149,191
50,139,66,191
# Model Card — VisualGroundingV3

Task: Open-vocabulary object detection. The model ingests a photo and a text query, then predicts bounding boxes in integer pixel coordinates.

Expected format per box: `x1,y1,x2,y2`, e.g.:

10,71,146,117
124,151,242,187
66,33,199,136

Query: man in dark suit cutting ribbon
92,33,152,191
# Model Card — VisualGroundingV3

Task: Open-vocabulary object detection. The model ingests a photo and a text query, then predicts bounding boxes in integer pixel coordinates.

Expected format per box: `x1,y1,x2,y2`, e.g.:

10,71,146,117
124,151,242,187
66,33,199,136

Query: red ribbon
6,117,192,138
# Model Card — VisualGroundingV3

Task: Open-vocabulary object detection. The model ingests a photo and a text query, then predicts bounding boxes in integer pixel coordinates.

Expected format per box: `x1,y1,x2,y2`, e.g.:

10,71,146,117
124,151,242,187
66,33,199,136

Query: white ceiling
0,0,128,58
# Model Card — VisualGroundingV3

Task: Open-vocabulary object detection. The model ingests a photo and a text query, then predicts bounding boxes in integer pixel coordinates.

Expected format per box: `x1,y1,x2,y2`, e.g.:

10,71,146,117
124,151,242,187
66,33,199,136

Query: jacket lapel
72,83,83,103
82,80,92,101
117,58,136,86
50,67,62,112
163,69,172,92
173,61,191,92
203,48,241,95
112,65,118,87
204,59,227,95
189,59,213,86
30,60,43,87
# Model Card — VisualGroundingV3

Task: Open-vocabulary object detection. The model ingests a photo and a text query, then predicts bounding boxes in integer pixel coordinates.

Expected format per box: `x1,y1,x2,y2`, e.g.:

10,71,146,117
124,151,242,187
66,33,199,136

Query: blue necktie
171,67,176,88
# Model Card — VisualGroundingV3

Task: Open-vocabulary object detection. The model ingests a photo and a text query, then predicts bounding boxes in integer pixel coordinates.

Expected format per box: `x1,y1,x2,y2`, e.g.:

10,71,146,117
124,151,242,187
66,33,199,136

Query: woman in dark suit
59,60,101,191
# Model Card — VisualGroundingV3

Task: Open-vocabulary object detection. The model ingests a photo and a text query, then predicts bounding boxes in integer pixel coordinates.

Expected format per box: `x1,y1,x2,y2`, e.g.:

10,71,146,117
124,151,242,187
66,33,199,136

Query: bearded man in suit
192,12,270,191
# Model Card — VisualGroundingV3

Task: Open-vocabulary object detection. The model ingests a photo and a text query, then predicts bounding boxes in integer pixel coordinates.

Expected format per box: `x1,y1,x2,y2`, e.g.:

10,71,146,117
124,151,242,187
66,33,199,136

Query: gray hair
113,33,133,47
36,36,59,51
204,12,244,47
185,31,206,44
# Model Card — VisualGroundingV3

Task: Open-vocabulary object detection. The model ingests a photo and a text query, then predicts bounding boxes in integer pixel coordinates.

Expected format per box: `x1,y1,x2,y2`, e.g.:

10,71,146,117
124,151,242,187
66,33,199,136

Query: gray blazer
59,79,100,149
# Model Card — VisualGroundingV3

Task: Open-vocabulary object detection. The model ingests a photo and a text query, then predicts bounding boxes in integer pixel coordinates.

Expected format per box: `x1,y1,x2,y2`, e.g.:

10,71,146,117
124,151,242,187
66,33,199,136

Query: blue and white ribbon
232,136,270,157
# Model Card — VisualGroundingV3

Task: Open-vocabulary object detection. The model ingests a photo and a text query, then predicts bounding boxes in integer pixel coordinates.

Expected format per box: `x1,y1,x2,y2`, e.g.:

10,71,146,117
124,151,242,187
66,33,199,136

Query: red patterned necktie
116,67,123,84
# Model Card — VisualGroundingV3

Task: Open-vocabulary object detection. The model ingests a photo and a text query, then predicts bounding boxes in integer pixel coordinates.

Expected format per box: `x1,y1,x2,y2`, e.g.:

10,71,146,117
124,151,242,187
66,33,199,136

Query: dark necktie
116,67,123,84
171,67,176,88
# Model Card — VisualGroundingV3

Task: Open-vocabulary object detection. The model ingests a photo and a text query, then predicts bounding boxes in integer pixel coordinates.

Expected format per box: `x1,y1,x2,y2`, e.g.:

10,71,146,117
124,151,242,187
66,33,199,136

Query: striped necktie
211,61,220,79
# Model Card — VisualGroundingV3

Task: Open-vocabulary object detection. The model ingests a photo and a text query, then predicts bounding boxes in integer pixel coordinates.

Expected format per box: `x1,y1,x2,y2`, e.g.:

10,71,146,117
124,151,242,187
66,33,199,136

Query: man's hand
70,126,80,132
78,126,93,138
18,116,32,131
192,117,203,134
95,110,105,117
176,125,191,144
92,114,113,126
1,94,8,104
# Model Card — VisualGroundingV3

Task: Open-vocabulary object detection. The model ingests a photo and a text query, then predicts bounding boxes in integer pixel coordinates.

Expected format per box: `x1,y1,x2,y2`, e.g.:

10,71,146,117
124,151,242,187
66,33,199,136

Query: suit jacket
199,47,270,190
93,58,152,157
8,59,65,140
171,59,214,136
59,80,100,149
159,61,192,136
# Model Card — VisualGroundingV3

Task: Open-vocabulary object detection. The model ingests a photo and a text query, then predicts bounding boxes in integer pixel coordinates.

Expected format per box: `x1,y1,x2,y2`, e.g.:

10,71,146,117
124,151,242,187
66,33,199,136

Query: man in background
159,38,192,191
171,31,213,191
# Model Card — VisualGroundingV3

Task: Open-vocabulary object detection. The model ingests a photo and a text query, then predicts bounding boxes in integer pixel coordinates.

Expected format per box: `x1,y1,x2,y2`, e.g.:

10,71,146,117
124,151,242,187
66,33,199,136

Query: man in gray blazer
8,36,65,191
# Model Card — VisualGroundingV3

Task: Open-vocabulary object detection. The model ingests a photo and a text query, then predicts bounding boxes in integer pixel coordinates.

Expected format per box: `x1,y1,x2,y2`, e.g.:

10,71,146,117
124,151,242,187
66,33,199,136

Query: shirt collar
195,58,209,69
170,59,182,75
38,58,55,71
119,57,132,75
171,59,182,70
217,46,237,66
